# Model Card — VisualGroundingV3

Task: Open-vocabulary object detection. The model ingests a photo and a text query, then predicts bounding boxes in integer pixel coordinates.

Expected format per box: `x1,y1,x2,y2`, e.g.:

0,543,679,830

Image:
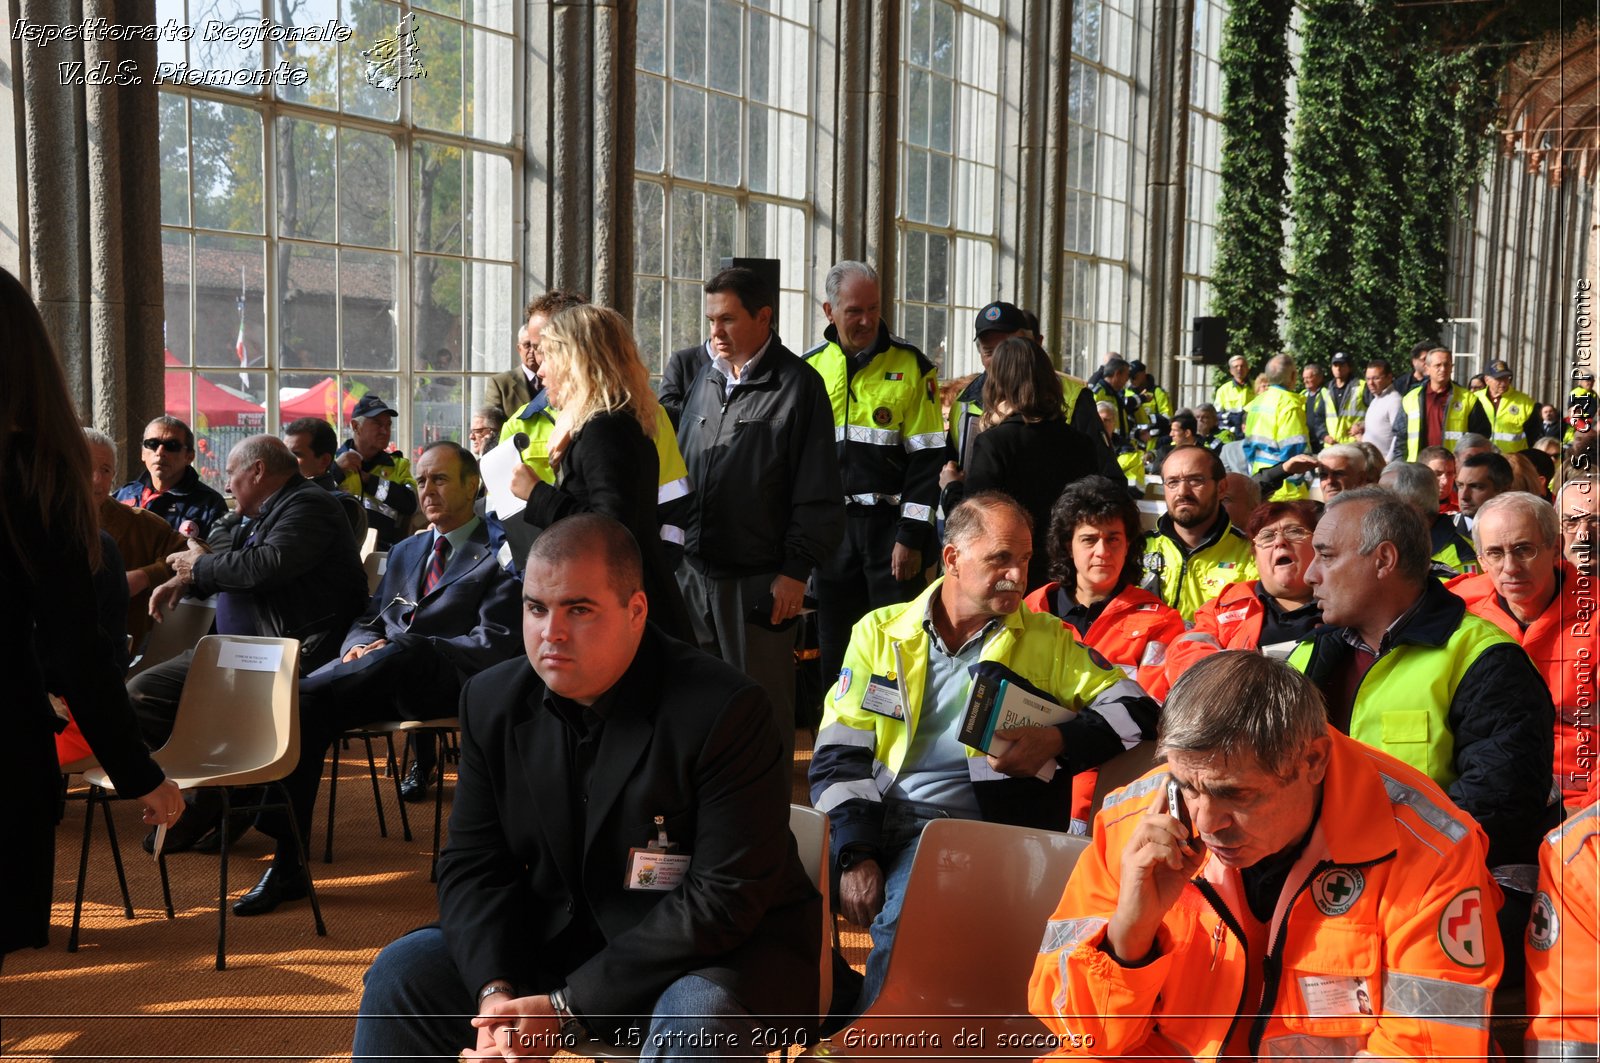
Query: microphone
512,432,529,451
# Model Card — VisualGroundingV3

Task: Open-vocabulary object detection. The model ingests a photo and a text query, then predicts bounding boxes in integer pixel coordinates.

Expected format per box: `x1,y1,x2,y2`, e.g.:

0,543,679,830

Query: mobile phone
1167,778,1196,851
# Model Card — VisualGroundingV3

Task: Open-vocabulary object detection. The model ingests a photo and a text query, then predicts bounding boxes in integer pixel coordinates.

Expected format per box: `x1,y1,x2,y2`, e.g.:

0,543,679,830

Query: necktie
422,536,450,596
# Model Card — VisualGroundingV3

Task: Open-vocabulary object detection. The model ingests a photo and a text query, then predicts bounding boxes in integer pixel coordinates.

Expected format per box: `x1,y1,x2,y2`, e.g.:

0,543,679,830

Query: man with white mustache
810,492,1159,1018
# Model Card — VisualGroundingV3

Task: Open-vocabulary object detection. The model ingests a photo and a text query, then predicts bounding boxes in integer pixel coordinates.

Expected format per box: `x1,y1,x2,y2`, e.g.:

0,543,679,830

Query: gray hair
824,260,879,305
1354,441,1386,479
1265,354,1297,386
1320,443,1368,478
473,405,507,432
228,434,298,477
1195,402,1218,416
1472,491,1560,551
945,490,1031,549
83,426,117,464
1456,432,1493,454
1158,652,1328,780
1379,462,1439,516
1326,486,1431,583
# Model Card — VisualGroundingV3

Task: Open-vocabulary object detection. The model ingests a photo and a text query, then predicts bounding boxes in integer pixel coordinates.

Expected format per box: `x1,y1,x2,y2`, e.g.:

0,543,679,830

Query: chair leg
275,780,327,939
387,733,413,842
68,785,101,952
158,849,175,919
429,732,446,883
216,788,230,971
323,745,338,864
100,797,135,919
362,734,388,839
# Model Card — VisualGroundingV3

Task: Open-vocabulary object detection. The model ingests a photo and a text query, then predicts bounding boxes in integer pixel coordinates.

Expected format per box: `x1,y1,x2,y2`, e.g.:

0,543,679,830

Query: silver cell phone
1167,778,1197,851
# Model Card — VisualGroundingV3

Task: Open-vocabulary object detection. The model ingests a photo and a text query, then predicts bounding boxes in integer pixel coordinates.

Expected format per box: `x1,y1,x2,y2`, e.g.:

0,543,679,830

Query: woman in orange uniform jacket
1024,476,1185,829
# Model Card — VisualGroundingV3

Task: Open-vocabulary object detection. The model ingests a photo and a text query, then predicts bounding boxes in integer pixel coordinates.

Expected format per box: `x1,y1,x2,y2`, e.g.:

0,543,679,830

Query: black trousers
814,507,925,687
258,641,460,868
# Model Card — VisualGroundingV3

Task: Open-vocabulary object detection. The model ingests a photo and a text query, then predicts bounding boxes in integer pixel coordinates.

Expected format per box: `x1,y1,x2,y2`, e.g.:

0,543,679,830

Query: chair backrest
359,526,379,560
128,598,217,678
788,804,833,1025
157,635,301,788
873,819,1088,1016
364,551,388,595
1088,741,1162,826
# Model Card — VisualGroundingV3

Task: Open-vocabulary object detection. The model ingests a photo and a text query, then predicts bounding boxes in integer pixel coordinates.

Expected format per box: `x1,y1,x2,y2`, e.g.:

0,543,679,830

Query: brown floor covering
2,735,866,1061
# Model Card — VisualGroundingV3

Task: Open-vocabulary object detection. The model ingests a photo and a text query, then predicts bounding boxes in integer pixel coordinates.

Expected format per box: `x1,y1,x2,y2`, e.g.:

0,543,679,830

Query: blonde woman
508,304,693,640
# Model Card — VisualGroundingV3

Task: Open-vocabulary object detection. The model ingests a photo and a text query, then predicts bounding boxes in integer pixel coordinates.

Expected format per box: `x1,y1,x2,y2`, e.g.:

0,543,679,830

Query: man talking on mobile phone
1029,652,1503,1062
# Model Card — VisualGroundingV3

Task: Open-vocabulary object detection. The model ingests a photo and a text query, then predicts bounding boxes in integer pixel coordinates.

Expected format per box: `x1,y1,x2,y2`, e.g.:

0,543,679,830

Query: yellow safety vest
1475,388,1535,453
1214,379,1254,416
1139,519,1258,621
1401,384,1475,461
1315,381,1368,445
1242,386,1309,500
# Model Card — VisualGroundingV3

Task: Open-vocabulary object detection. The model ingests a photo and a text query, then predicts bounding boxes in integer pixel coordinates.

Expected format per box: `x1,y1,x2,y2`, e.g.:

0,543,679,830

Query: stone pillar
18,0,165,475
1140,0,1193,376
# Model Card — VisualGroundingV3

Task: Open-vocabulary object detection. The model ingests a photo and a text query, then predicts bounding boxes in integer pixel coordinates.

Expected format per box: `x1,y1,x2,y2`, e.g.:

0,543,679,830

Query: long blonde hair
540,305,659,441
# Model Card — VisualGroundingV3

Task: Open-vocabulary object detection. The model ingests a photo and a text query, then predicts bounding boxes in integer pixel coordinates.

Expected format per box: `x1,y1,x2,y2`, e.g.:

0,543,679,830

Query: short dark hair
983,337,1064,422
1366,357,1392,375
1417,445,1454,466
1462,451,1513,491
703,267,775,317
1160,444,1226,481
1170,411,1197,434
421,439,480,482
524,289,588,321
145,414,194,452
1046,476,1143,589
283,416,338,458
1410,341,1436,359
526,513,643,606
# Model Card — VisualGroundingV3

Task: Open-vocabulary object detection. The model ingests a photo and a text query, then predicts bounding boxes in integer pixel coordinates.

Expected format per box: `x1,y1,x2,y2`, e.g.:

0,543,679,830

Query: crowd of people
8,254,1597,1061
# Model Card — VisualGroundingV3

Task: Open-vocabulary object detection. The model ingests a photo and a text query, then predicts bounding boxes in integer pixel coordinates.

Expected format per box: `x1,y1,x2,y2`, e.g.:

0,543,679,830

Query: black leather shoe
399,762,430,803
141,799,223,855
232,867,310,916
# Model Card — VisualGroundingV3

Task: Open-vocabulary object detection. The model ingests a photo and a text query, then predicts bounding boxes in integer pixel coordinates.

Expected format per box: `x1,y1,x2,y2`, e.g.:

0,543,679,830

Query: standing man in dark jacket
132,436,369,850
674,268,844,762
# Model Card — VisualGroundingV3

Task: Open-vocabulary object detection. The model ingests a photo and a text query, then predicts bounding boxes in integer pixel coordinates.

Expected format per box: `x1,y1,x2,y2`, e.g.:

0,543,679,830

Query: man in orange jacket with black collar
1030,652,1502,1062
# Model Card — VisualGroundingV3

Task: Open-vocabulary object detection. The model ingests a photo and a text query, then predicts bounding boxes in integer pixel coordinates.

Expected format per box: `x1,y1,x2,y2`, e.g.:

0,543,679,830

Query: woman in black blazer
939,337,1100,591
509,305,694,642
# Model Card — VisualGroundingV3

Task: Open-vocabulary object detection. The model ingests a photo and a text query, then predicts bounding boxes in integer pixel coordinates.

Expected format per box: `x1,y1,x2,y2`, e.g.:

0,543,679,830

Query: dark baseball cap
974,301,1029,338
1485,360,1512,380
352,394,400,420
1577,369,1595,382
1331,351,1352,365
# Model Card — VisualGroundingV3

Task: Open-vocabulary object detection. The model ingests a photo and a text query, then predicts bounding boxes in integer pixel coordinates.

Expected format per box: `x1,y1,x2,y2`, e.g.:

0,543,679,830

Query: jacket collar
824,321,895,365
138,464,206,497
694,334,788,391
1155,512,1236,555
1378,576,1466,650
880,576,1028,644
514,386,554,421
1315,732,1402,865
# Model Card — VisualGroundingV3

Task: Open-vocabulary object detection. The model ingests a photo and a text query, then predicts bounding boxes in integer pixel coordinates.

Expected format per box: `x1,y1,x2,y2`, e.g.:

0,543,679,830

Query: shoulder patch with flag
884,371,904,381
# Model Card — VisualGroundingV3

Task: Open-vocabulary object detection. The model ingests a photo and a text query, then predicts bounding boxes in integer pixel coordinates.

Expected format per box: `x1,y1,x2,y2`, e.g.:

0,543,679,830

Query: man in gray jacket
674,267,844,761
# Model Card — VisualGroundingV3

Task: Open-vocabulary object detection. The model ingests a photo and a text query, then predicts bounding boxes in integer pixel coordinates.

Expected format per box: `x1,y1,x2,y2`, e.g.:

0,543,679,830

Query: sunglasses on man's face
142,438,186,453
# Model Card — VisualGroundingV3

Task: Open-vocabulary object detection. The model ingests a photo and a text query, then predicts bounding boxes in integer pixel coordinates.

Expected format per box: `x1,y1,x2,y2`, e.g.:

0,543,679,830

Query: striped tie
422,536,449,596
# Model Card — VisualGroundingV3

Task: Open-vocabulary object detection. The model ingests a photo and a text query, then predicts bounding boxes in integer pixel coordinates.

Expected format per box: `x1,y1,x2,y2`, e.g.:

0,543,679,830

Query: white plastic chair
126,598,216,677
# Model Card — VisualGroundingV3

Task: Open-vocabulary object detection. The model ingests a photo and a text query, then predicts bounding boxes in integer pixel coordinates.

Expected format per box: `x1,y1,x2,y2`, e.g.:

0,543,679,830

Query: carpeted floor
1,736,865,1061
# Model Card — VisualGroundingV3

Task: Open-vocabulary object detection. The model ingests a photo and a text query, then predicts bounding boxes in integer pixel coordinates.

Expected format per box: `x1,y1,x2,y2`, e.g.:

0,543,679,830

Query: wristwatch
837,846,876,870
548,986,587,1036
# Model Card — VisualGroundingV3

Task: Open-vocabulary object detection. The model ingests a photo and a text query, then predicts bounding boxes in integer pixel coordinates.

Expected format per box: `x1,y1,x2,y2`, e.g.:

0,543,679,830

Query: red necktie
422,536,450,596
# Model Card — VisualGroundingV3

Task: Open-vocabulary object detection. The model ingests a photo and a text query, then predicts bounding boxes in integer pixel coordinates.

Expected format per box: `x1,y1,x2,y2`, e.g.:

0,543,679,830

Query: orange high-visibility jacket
1029,731,1503,1062
1450,563,1596,806
1153,580,1272,700
1526,801,1599,1060
1023,582,1186,821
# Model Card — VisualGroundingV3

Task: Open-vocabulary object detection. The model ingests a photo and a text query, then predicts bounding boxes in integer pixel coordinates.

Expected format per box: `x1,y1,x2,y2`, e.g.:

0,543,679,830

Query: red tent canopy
164,354,265,428
279,377,363,424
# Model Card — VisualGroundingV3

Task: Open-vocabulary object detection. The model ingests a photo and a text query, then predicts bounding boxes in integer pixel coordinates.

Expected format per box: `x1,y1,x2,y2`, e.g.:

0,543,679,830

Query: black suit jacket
188,476,368,672
439,627,821,1033
342,520,520,676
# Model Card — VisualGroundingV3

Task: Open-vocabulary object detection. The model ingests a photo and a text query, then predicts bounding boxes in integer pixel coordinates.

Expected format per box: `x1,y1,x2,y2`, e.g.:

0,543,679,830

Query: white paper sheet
480,436,528,518
217,640,284,672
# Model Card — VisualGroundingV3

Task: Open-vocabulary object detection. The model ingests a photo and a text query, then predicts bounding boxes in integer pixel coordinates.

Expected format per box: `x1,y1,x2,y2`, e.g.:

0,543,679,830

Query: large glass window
1058,0,1135,378
896,0,1002,379
158,0,518,489
634,0,813,375
1177,0,1225,402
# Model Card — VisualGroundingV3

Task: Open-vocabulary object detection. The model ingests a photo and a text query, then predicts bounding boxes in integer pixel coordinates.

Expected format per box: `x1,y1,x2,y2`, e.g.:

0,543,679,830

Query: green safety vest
1288,613,1518,788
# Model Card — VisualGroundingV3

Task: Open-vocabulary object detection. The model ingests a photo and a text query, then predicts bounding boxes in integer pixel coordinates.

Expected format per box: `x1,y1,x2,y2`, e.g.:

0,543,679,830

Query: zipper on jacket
1192,877,1251,1052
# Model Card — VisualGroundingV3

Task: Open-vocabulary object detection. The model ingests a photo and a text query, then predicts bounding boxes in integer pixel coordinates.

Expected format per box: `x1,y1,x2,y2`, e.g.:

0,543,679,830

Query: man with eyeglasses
113,415,228,539
485,323,539,420
1558,476,1595,579
1139,446,1257,621
1292,488,1555,882
467,406,506,459
232,440,521,915
1450,492,1593,811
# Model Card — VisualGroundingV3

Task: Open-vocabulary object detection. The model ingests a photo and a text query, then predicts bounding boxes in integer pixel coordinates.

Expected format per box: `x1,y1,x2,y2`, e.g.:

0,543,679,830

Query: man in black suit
233,441,523,914
132,435,369,851
353,513,821,1061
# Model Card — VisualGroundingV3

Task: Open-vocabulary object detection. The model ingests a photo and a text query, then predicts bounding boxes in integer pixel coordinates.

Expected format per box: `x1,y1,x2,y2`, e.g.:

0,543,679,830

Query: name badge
625,847,691,891
860,674,904,719
1299,974,1374,1017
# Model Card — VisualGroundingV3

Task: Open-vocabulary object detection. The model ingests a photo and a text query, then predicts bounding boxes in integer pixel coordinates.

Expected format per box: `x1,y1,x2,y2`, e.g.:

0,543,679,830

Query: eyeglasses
1480,542,1545,567
1252,526,1313,548
1561,514,1595,531
142,438,185,453
519,341,540,353
468,427,497,439
1162,475,1216,491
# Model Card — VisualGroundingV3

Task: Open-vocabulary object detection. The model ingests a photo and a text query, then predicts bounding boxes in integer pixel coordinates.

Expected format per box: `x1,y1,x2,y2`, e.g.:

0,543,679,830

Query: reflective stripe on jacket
808,579,1156,853
1242,386,1309,500
1029,731,1502,1061
1475,387,1537,453
1526,801,1599,1059
1139,515,1258,622
1400,384,1476,461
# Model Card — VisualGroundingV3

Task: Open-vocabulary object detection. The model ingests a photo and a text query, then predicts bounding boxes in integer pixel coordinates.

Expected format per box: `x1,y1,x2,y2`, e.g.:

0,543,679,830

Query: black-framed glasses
142,438,185,453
